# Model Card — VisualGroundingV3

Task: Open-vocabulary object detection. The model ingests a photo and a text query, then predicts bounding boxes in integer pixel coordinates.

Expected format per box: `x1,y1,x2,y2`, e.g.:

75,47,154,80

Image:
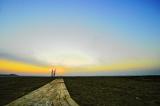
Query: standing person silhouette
53,68,56,77
51,66,56,78
51,68,53,78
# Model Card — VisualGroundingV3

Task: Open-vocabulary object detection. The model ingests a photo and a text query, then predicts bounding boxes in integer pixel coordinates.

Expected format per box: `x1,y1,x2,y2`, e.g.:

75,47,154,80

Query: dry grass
0,77,53,105
64,76,160,106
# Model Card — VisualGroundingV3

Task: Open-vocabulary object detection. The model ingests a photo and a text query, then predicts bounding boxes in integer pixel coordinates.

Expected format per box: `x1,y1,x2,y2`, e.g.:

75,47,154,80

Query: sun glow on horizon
0,59,65,76
1,58,159,76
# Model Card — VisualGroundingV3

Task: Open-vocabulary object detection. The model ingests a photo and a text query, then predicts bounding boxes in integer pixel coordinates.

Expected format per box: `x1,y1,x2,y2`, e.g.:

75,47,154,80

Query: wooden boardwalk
6,78,79,106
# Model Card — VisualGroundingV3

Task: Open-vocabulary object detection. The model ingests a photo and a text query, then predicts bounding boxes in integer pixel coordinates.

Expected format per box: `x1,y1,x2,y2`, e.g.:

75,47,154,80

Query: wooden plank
6,78,79,106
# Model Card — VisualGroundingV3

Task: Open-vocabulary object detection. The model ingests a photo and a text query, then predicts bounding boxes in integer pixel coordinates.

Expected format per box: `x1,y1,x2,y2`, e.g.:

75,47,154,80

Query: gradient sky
0,0,160,76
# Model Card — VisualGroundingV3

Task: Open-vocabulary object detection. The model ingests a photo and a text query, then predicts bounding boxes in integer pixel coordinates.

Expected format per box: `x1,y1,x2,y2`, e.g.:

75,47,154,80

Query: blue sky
0,0,160,75
1,0,159,44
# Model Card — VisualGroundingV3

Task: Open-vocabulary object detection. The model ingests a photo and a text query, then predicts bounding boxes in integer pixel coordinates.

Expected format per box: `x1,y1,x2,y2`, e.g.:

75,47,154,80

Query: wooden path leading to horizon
6,78,79,106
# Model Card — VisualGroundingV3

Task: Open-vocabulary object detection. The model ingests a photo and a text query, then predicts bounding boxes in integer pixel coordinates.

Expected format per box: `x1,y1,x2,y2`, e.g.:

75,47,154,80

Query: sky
0,0,160,76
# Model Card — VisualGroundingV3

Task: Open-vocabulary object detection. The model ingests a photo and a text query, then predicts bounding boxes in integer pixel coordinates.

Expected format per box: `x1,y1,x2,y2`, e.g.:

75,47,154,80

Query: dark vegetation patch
64,76,160,106
0,77,53,105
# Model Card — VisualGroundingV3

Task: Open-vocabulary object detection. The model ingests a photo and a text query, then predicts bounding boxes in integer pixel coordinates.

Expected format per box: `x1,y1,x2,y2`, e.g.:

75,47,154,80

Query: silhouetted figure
51,67,56,78
53,68,56,77
51,69,54,78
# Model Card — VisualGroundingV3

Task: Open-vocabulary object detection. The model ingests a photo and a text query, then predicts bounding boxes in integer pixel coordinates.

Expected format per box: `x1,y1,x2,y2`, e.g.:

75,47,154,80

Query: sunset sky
0,0,160,76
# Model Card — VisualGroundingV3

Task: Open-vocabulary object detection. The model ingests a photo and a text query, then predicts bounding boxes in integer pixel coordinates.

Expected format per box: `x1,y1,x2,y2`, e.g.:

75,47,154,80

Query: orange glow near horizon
0,59,65,76
65,59,160,73
0,59,159,76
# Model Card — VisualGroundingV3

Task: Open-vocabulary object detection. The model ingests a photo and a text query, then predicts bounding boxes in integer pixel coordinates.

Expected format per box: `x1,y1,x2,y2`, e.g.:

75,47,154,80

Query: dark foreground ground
0,77,53,105
64,76,160,106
